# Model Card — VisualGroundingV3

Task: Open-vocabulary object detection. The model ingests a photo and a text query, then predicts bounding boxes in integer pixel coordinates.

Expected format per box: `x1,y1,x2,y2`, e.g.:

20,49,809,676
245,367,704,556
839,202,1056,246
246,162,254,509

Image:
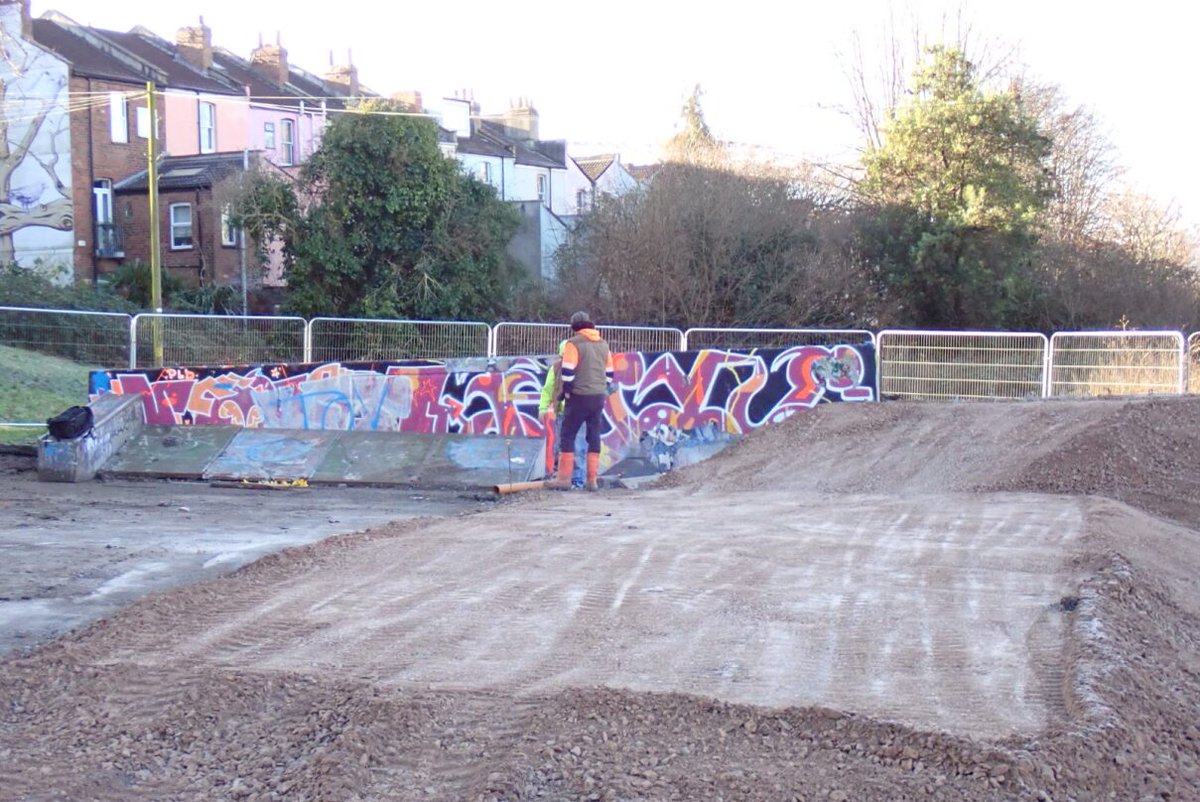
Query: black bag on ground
46,405,94,440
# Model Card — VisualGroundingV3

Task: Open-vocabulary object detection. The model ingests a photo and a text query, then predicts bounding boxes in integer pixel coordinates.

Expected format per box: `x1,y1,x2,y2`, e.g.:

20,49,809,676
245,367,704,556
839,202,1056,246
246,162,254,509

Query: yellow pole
146,81,163,366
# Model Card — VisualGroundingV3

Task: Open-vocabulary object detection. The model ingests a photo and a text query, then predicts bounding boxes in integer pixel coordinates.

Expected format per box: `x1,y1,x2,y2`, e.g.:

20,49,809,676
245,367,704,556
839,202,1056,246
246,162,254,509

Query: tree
861,47,1051,230
555,164,871,328
555,89,874,329
856,46,1053,329
224,164,298,280
663,85,723,166
1015,80,1200,331
264,100,523,319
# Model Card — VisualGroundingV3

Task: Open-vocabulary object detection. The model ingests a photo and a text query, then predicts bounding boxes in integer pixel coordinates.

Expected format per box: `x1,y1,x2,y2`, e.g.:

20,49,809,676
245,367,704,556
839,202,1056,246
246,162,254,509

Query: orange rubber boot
585,453,600,491
547,452,574,490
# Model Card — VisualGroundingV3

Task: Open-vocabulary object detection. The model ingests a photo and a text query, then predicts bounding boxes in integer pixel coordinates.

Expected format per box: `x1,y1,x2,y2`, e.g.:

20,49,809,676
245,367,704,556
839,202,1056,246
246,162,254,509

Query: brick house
27,17,158,282
1,3,360,292
113,152,254,287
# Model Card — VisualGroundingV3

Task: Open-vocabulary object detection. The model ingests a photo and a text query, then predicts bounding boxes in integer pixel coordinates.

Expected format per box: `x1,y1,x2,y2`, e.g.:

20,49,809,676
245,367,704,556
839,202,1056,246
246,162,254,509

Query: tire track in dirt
58,489,1086,740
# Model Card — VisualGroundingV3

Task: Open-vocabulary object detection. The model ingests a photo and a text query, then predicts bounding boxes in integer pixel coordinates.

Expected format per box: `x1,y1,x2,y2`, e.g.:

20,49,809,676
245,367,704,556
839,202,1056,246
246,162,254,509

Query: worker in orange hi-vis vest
546,311,614,492
538,340,585,487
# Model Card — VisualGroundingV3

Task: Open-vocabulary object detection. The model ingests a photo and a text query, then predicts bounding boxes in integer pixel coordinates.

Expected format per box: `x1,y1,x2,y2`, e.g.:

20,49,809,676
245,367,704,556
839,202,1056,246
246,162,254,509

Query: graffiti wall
92,344,875,474
0,3,75,270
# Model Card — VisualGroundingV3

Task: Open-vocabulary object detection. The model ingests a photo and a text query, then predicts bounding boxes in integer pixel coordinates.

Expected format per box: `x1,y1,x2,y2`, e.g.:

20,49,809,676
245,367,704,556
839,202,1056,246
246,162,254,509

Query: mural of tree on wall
0,5,73,269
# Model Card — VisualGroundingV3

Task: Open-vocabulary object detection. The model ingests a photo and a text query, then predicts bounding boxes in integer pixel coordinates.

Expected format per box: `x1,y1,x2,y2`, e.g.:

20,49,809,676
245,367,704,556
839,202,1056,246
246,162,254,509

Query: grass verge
0,344,98,446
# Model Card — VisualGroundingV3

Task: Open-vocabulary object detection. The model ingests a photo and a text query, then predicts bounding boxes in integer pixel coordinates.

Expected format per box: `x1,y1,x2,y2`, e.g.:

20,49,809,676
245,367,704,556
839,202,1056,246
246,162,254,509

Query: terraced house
0,0,359,291
1,0,641,295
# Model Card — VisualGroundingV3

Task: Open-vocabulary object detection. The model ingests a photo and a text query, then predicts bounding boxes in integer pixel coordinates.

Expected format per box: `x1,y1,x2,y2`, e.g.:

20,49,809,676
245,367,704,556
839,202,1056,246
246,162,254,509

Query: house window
169,203,193,250
220,205,238,248
93,179,122,258
264,122,276,150
109,92,128,143
536,174,547,205
136,106,152,139
280,119,295,166
576,189,588,212
198,101,216,153
478,162,492,184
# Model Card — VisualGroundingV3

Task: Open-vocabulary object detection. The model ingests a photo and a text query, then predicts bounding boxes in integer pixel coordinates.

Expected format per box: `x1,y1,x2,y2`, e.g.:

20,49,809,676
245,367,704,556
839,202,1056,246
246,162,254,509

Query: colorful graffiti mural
0,3,75,269
92,344,875,474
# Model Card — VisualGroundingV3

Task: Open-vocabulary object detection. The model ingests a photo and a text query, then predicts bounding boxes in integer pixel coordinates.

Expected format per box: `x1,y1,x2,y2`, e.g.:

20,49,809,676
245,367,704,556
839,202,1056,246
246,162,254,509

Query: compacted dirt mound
2,397,1200,801
667,395,1200,526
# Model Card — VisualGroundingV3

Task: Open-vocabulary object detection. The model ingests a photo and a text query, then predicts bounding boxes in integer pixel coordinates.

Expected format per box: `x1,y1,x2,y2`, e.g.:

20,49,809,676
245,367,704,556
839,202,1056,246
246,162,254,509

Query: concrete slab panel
38,393,143,483
202,429,340,482
103,425,239,479
312,431,545,489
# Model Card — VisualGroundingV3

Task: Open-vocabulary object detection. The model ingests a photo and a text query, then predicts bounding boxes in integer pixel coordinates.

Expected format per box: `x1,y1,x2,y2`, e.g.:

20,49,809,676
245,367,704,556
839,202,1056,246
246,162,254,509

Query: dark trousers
560,393,606,454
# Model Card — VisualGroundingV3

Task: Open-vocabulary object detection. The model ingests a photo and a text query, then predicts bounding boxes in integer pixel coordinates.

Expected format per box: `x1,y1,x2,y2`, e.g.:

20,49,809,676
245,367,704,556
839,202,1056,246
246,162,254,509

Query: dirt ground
3,396,1200,801
0,454,487,655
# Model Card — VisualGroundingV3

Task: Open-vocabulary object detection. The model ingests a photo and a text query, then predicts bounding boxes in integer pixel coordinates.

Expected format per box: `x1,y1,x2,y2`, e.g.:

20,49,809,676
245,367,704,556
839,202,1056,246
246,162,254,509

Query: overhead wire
0,89,841,165
0,91,123,125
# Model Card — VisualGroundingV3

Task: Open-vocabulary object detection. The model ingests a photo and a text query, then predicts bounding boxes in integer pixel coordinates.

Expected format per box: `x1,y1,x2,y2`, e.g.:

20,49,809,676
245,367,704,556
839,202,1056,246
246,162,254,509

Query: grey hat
569,310,593,330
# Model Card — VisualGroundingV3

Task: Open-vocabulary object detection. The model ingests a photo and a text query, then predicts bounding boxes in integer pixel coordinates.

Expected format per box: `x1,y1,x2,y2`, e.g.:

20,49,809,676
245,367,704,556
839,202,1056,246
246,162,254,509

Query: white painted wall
439,97,472,138
0,5,74,273
565,156,640,215
564,159,593,214
456,152,508,197
455,150,567,218
539,205,569,281
596,159,638,196
547,163,568,217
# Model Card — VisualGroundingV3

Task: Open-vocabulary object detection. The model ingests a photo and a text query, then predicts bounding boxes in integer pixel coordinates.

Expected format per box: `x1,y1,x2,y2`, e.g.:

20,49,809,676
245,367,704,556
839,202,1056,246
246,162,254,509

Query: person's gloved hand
606,381,616,396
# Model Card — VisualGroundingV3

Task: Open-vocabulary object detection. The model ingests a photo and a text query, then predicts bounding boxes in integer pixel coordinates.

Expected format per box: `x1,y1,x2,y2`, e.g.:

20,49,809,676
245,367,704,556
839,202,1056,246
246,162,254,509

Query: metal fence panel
1189,333,1200,395
0,305,131,367
131,314,307,368
877,330,1049,401
600,325,684,355
307,318,490,362
1048,331,1185,397
491,322,570,357
491,323,685,357
683,327,875,350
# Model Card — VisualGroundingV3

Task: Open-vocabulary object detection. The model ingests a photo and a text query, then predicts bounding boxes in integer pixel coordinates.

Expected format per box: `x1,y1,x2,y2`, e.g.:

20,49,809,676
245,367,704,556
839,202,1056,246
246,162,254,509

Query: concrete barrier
38,392,144,482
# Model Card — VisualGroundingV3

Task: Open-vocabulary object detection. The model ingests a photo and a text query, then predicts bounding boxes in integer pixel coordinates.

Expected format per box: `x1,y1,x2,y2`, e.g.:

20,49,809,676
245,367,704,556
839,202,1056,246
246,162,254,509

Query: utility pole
146,81,163,366
240,149,248,316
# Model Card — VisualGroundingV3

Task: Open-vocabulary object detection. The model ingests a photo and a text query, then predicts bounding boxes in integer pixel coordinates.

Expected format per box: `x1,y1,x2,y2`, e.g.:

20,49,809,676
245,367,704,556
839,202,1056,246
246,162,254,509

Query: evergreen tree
858,47,1054,328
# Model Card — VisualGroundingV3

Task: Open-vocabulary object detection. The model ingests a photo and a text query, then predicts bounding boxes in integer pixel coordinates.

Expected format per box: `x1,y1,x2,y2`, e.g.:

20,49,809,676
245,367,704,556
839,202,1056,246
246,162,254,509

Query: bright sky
33,0,1199,231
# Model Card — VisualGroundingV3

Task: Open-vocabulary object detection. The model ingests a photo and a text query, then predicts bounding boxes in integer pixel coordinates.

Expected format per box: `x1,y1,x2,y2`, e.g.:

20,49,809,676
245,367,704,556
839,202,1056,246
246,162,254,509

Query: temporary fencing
130,313,307,368
2,305,1198,412
306,317,491,362
1047,331,1185,398
876,330,1049,401
684,327,874,351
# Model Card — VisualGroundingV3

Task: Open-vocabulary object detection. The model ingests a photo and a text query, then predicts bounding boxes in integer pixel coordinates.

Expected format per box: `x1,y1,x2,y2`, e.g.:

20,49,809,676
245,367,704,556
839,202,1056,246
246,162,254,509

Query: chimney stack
499,97,539,142
175,16,213,71
390,91,423,112
324,50,359,98
250,33,289,85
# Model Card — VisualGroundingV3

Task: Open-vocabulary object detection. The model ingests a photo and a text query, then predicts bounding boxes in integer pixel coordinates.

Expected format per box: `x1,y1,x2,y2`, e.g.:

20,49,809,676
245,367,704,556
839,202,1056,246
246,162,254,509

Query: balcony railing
95,222,124,259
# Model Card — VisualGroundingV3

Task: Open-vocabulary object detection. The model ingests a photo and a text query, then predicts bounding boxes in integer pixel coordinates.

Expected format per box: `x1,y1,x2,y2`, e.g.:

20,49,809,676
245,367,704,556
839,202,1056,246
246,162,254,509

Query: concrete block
38,393,145,482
